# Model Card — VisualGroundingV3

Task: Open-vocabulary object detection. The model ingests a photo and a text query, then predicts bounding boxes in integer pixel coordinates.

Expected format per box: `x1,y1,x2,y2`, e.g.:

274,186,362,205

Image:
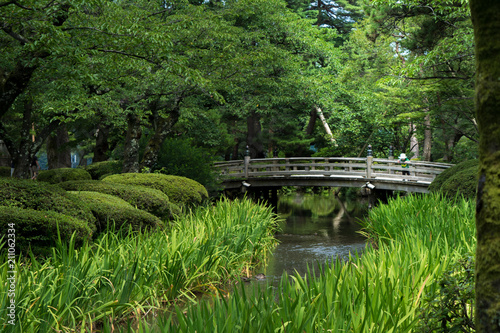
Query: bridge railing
214,157,452,183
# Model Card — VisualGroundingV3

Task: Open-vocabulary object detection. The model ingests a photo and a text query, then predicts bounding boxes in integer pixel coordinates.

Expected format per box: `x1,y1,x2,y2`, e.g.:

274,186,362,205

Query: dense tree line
1,0,478,179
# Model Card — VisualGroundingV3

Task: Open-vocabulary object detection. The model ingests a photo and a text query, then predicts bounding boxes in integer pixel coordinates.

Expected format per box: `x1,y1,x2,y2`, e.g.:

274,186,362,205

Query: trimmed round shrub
429,159,479,193
38,168,92,184
440,167,478,199
102,173,208,206
69,191,163,232
84,160,123,180
0,166,11,177
0,178,96,230
0,206,92,253
58,180,180,220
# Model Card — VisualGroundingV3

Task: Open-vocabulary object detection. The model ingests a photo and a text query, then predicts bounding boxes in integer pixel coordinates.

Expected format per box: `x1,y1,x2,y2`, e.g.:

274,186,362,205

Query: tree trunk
469,1,500,332
422,113,432,161
12,99,34,179
78,151,88,166
46,124,71,169
314,105,336,144
140,109,181,170
246,110,265,158
122,113,142,173
93,123,110,162
305,106,318,136
442,127,462,163
0,63,37,120
231,138,240,160
410,123,419,159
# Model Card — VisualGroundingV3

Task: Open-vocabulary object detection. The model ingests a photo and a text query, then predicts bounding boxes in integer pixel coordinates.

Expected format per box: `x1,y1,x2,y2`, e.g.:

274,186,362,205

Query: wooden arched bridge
214,157,453,194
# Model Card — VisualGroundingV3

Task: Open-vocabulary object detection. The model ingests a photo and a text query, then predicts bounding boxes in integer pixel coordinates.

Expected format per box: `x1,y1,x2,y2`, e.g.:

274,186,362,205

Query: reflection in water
260,193,368,285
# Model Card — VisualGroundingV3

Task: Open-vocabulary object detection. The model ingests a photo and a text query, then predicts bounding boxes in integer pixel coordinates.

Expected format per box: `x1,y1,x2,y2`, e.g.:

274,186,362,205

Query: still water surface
258,193,368,284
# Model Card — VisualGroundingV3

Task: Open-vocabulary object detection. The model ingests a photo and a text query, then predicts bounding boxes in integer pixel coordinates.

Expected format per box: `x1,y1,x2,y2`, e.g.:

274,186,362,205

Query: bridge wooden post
388,145,394,174
366,156,373,178
244,146,250,178
366,144,373,178
388,156,394,174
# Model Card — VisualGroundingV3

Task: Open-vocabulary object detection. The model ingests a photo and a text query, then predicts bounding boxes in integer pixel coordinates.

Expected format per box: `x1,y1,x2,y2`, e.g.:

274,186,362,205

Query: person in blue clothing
398,153,410,180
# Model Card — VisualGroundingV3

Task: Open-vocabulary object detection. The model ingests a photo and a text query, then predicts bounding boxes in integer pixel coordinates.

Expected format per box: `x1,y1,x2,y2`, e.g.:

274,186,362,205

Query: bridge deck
214,157,453,193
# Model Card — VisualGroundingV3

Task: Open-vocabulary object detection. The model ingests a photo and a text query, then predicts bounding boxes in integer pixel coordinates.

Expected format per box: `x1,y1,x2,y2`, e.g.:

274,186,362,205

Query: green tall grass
361,193,475,253
144,193,475,332
0,198,279,332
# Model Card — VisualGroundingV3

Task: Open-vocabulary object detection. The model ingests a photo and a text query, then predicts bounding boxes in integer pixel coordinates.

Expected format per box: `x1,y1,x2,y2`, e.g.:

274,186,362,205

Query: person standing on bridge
398,153,411,181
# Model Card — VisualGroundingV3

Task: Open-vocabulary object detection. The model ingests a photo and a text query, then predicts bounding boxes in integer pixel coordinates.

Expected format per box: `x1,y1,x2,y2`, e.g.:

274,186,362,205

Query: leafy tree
342,0,477,161
286,0,364,45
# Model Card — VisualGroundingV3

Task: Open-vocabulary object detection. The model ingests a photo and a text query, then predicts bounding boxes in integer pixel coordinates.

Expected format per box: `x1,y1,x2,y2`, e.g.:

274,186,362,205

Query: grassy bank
0,198,279,332
136,193,474,332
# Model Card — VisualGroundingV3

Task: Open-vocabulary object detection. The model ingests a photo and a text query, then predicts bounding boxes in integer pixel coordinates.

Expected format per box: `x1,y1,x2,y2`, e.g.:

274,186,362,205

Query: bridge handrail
214,156,453,182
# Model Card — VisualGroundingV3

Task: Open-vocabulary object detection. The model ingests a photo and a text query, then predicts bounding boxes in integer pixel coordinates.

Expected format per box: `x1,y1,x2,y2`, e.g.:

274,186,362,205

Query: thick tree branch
0,1,33,10
1,22,30,44
33,119,61,153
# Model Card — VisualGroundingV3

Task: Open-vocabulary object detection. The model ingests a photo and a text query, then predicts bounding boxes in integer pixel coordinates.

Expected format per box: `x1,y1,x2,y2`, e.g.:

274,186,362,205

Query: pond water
256,193,369,285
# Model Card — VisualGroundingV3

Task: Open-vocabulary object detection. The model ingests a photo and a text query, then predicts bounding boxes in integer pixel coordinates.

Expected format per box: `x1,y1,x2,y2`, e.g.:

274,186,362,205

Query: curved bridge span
214,157,453,193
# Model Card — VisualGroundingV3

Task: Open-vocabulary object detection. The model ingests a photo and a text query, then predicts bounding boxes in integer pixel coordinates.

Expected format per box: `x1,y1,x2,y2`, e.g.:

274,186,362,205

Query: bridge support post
244,145,250,178
366,144,373,179
388,145,394,174
366,153,373,179
271,188,278,211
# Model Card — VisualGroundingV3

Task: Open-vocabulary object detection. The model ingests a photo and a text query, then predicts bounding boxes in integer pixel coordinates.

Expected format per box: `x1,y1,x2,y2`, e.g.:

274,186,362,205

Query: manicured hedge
38,168,92,184
0,166,11,177
84,161,123,180
102,173,208,206
0,178,96,230
69,191,163,232
0,206,92,253
429,159,479,193
58,180,180,220
440,167,478,199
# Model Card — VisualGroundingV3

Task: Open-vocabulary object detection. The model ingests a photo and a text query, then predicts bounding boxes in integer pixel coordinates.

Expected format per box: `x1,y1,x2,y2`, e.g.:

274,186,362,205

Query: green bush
58,180,180,220
0,166,11,177
429,159,479,193
38,168,92,184
417,255,475,332
0,178,96,229
102,173,208,206
69,191,163,232
0,206,92,253
98,173,112,180
440,167,478,199
84,160,123,180
153,138,220,194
